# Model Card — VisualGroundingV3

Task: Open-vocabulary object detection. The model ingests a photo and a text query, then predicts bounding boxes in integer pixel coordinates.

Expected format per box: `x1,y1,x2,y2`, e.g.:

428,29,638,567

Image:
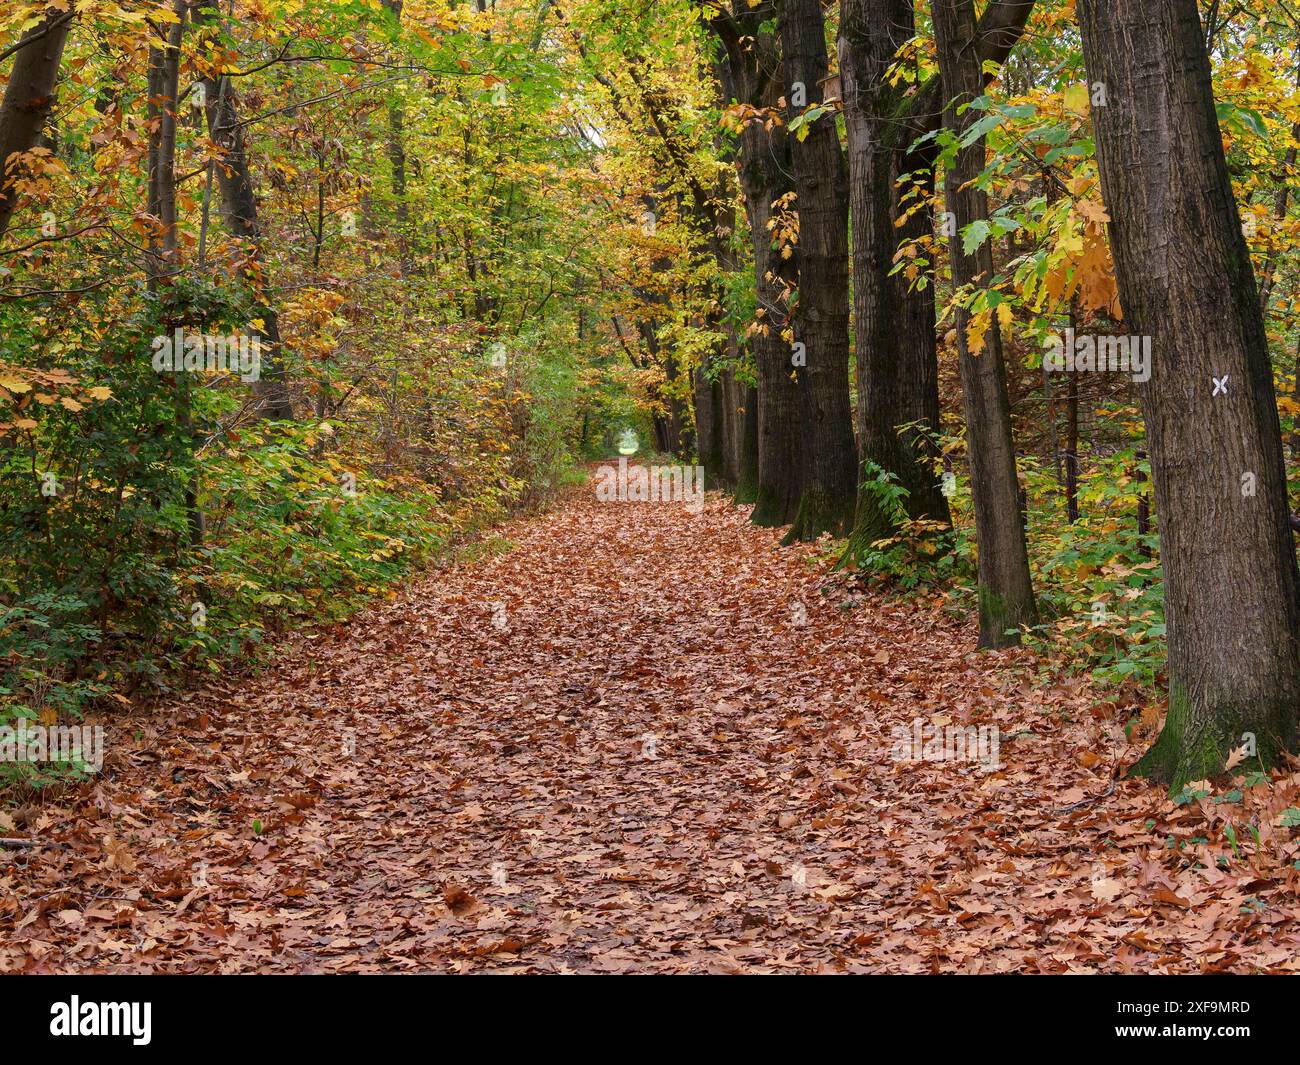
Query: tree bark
744,131,804,525
836,2,1037,565
144,3,205,547
1064,371,1080,523
192,0,294,420
707,191,742,491
933,0,1037,648
719,366,740,485
0,3,73,243
1078,0,1300,788
838,0,951,562
694,360,727,486
710,3,804,526
735,381,760,504
776,0,858,542
381,0,410,274
146,7,185,278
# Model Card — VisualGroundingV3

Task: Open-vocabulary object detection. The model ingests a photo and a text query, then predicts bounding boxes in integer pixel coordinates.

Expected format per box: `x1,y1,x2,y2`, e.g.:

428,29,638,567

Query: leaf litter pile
5,492,1300,973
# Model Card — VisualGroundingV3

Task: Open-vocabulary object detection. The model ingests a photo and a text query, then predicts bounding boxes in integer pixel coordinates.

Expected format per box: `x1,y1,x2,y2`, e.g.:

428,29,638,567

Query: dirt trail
4,490,1298,973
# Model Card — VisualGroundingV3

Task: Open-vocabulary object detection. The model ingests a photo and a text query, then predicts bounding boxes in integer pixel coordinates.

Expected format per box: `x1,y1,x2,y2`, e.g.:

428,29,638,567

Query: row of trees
663,0,1300,789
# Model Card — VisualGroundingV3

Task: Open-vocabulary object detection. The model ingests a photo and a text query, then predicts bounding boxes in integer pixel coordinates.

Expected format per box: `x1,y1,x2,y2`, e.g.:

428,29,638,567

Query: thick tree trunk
707,194,742,491
719,367,740,484
710,375,729,487
838,0,951,561
718,366,740,486
693,198,737,491
694,360,729,487
711,4,803,526
706,61,746,493
933,0,1037,648
735,382,760,504
777,0,858,543
665,350,690,459
743,157,804,525
0,4,73,243
837,2,1036,565
1079,0,1300,788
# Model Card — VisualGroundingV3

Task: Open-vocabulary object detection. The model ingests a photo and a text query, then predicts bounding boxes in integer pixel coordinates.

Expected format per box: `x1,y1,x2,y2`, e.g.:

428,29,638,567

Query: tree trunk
710,375,729,487
837,3,1036,566
192,0,294,420
838,0,951,562
933,0,1037,648
777,0,858,543
694,360,728,487
735,382,760,504
1079,0,1300,788
0,3,73,243
1065,359,1080,523
744,153,804,525
718,366,740,486
706,58,746,493
710,4,803,526
146,8,184,277
707,194,742,491
381,0,410,274
145,3,204,547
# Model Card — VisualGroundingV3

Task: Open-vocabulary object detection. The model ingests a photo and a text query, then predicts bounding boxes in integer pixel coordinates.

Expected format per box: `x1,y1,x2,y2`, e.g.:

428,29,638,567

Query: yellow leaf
965,312,988,356
1063,82,1090,117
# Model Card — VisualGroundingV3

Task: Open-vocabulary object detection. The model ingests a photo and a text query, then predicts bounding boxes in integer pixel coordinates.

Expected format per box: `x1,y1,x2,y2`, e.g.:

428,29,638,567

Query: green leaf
961,219,992,256
1215,101,1268,139
788,104,830,141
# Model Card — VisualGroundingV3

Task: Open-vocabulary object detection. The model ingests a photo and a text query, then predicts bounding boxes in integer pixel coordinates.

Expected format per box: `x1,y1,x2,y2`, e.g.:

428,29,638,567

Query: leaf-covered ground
5,490,1300,973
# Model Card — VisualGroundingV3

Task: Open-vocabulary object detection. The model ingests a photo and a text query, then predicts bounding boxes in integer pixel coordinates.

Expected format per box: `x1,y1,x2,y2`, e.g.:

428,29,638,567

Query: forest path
4,487,1293,973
